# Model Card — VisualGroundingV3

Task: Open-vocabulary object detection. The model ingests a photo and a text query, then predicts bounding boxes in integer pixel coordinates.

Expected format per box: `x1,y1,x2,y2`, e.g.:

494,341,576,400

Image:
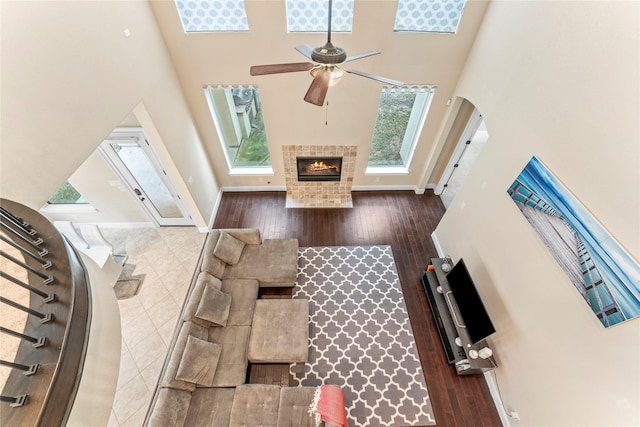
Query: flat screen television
446,259,496,344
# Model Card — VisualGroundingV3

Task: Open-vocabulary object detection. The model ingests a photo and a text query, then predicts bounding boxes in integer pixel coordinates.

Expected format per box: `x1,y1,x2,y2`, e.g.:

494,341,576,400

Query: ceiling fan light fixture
311,65,344,87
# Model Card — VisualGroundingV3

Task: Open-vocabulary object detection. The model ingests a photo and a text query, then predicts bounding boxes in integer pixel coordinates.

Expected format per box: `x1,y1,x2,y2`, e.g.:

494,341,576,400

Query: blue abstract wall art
508,156,640,327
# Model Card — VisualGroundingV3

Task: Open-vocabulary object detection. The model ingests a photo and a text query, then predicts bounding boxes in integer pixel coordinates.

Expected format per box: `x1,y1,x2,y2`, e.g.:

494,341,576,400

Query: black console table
421,258,496,375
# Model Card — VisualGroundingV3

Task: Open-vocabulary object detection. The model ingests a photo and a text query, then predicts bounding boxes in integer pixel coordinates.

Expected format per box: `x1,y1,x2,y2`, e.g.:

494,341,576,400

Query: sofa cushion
221,279,259,326
208,325,251,387
185,388,236,427
277,387,319,427
195,284,232,327
175,335,222,387
147,388,191,427
213,231,246,265
161,321,209,391
223,238,299,287
183,272,222,324
230,384,281,427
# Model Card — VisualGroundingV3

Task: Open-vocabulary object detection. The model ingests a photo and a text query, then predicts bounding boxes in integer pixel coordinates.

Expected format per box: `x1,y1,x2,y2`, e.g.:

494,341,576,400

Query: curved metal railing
0,198,91,427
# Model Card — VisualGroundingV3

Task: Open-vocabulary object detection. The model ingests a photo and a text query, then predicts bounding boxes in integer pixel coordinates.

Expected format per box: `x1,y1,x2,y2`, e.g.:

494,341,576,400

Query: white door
99,128,194,226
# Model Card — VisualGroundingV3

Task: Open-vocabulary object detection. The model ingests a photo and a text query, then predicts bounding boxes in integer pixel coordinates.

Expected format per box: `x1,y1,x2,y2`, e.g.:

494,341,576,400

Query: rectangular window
175,0,249,33
204,86,272,174
286,0,354,33
394,0,466,34
366,86,435,173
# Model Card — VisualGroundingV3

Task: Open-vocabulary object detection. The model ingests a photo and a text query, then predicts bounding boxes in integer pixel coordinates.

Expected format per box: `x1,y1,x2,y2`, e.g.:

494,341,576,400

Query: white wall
43,150,150,225
434,2,640,426
0,1,217,226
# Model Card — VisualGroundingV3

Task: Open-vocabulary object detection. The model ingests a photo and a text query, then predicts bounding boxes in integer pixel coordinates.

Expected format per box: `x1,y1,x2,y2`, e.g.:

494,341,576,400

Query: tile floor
100,226,206,427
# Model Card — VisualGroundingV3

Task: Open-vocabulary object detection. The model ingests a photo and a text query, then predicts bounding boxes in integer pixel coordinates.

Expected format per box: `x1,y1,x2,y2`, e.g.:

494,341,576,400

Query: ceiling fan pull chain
325,100,329,125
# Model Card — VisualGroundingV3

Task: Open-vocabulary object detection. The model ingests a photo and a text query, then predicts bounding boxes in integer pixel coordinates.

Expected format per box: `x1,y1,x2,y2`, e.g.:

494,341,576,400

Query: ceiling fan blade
294,45,315,61
250,62,314,76
344,51,381,63
344,68,404,86
304,68,331,106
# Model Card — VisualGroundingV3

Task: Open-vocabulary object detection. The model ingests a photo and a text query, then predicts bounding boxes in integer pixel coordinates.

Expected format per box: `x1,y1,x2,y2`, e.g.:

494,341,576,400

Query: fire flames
309,161,339,172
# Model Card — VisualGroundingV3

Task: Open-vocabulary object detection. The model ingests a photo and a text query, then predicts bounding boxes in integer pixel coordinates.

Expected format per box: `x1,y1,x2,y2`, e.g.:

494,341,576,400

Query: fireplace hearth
297,157,342,182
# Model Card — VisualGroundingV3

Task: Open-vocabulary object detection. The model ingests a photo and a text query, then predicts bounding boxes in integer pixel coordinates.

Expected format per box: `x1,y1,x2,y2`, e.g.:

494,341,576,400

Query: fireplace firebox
297,157,342,182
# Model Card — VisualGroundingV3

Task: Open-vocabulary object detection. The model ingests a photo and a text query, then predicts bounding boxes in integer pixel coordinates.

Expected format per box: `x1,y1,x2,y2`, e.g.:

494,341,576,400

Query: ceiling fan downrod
311,0,347,64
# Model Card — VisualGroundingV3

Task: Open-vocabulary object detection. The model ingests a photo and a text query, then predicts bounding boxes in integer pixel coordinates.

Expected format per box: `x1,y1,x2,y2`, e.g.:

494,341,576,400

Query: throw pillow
213,231,246,265
175,335,222,387
195,284,232,327
182,272,222,323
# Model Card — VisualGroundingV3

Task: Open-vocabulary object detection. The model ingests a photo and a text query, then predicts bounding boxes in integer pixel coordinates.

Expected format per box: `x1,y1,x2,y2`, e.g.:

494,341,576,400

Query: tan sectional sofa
145,229,330,427
150,384,332,427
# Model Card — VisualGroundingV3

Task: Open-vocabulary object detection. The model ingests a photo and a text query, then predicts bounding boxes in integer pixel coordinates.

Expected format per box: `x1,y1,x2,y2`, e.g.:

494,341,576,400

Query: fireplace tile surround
283,145,356,208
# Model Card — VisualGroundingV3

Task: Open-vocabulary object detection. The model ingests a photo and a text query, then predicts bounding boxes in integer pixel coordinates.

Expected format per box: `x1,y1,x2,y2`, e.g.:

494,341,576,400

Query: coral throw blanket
310,385,348,427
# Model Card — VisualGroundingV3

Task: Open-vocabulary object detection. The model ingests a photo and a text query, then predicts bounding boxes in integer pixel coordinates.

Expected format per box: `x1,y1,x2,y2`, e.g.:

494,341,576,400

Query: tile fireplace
283,145,356,208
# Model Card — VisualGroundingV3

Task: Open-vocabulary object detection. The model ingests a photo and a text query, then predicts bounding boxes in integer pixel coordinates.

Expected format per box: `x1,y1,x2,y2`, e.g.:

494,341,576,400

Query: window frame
203,85,274,175
393,0,466,34
365,85,436,175
175,0,250,33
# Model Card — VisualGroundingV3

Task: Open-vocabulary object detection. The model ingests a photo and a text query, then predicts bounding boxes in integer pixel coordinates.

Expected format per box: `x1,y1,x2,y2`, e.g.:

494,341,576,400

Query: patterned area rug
290,246,435,427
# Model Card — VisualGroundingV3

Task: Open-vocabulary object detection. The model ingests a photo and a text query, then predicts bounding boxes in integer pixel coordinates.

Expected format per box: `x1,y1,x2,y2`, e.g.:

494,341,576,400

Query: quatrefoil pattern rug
291,246,435,426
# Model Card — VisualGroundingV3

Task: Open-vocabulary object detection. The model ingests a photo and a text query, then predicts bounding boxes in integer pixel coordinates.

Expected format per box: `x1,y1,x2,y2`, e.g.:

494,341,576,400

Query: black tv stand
421,258,497,375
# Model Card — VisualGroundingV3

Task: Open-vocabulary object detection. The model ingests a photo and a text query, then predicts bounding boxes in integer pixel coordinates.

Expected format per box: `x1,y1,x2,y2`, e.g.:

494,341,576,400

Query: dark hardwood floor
213,191,501,427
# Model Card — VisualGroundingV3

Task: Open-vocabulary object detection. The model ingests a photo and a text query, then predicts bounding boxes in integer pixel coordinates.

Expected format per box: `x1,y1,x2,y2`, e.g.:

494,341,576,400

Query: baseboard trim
90,222,155,229
218,185,431,194
220,186,287,192
351,185,424,194
484,371,511,427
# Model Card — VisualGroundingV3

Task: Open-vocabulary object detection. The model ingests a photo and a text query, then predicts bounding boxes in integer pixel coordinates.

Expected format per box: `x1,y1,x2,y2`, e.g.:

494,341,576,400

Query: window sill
40,203,97,214
365,166,409,175
229,167,274,176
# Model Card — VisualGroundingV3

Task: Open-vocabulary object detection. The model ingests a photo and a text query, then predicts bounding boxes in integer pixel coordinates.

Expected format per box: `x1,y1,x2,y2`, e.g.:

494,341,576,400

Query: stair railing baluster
0,208,37,237
0,271,55,302
0,360,39,376
0,326,46,348
0,296,53,323
0,395,28,408
0,250,54,285
0,235,52,269
0,222,46,252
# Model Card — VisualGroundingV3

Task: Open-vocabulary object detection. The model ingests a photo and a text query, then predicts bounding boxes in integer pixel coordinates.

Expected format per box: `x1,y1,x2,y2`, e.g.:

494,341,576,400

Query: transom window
48,182,88,204
394,0,466,34
203,85,272,173
286,0,353,32
175,0,249,33
366,86,435,173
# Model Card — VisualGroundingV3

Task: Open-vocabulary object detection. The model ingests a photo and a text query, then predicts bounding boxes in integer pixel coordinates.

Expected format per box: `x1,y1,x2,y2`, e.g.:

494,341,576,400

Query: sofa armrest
219,228,262,245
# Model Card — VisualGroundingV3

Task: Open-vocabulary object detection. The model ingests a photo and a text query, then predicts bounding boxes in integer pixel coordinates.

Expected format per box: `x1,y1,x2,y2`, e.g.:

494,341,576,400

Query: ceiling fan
249,0,403,106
